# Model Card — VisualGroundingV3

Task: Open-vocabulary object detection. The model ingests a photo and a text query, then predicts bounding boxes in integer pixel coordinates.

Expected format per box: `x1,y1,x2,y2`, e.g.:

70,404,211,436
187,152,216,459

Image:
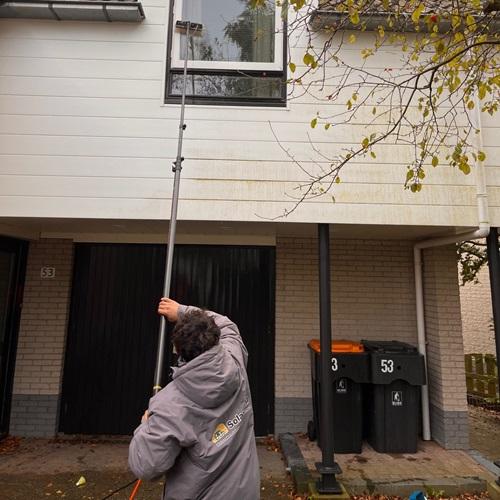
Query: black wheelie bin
307,339,370,453
362,340,426,453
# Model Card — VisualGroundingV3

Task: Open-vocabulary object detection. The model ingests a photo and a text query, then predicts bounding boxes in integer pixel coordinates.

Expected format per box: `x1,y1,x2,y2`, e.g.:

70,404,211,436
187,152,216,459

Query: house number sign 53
40,267,56,279
380,359,394,373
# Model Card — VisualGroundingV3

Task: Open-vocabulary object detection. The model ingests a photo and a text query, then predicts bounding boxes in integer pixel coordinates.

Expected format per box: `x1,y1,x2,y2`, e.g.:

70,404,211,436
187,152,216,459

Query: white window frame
170,0,284,72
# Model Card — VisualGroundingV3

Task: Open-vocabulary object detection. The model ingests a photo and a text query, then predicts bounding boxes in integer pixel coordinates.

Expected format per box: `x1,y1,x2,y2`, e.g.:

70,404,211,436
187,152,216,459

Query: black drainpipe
316,223,342,494
486,228,500,406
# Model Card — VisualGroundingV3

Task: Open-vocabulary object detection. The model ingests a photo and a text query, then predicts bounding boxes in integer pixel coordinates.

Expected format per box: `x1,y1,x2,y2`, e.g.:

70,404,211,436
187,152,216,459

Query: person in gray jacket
128,298,260,500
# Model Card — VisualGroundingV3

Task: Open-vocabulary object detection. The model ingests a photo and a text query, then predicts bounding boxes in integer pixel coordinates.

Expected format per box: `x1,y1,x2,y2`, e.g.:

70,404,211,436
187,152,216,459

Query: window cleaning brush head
175,20,203,34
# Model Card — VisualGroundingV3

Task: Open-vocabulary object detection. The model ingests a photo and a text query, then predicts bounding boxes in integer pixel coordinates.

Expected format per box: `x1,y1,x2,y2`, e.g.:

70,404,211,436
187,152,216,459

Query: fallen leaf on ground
75,476,86,487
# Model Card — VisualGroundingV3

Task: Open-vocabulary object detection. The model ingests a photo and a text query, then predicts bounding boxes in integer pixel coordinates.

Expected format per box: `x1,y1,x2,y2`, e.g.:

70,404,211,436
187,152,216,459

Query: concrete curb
342,477,487,496
279,433,312,494
468,449,500,477
487,480,500,500
279,434,489,498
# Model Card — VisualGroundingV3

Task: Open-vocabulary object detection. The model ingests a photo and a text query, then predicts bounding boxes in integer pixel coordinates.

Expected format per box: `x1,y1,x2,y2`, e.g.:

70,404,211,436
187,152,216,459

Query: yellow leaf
75,477,86,487
350,11,360,25
348,34,356,43
432,156,439,167
466,14,475,30
411,3,425,24
478,151,486,162
303,53,315,66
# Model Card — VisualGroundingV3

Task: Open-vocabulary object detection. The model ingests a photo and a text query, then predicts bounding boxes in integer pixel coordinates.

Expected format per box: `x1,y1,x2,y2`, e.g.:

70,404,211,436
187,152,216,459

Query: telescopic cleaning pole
152,19,203,395
128,19,202,500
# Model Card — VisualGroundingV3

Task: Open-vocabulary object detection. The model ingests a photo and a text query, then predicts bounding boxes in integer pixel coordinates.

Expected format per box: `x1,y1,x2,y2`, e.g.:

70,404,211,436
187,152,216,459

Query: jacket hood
172,344,240,408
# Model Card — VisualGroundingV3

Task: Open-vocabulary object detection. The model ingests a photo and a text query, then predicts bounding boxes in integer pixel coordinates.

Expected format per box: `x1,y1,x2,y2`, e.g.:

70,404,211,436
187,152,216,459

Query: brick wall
423,245,469,449
460,266,496,354
275,237,469,450
9,238,73,437
275,236,418,434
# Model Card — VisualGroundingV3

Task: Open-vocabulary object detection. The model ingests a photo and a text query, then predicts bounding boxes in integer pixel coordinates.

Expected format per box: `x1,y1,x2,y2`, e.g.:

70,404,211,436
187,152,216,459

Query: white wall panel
0,7,498,227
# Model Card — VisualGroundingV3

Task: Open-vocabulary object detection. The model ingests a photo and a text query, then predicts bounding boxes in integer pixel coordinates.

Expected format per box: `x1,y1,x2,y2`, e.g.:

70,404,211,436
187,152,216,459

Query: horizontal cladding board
0,39,403,69
288,48,411,71
1,134,498,166
0,38,165,61
0,95,469,127
0,175,478,206
0,20,166,43
481,128,500,148
0,73,472,113
0,114,473,145
0,195,480,226
0,155,478,186
0,56,163,80
0,76,163,99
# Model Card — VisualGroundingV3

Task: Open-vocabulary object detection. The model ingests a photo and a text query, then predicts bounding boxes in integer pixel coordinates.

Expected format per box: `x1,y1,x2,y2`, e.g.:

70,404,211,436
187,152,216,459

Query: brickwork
275,236,418,433
275,397,312,434
460,266,496,355
423,245,469,449
9,238,73,437
9,394,59,437
276,237,417,398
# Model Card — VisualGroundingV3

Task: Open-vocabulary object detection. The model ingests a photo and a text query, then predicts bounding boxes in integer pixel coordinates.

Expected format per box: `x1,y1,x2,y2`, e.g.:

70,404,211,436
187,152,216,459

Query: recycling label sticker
336,378,348,394
392,391,403,406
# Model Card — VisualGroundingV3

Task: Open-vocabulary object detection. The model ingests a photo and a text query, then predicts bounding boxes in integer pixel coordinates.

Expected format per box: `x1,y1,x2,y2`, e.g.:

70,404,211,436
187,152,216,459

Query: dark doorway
60,244,275,436
0,236,28,439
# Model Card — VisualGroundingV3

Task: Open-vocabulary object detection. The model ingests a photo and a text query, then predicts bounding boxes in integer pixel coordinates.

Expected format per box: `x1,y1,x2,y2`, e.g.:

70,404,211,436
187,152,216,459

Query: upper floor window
165,0,286,106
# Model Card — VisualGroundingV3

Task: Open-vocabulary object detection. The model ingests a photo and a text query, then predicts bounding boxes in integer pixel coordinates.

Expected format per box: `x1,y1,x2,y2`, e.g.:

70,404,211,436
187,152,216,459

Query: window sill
160,102,291,111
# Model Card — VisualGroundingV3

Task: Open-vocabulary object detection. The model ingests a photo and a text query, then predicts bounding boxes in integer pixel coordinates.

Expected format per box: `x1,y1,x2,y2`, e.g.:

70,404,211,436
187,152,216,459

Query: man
128,298,260,500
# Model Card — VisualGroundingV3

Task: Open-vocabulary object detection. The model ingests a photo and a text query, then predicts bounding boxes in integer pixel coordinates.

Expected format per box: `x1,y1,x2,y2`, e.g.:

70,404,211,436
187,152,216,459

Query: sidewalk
0,407,498,499
0,436,295,500
281,406,500,498
296,436,496,495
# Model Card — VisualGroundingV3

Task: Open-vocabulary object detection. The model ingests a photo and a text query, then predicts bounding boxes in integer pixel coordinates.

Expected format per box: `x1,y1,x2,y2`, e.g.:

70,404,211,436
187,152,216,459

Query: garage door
59,243,275,436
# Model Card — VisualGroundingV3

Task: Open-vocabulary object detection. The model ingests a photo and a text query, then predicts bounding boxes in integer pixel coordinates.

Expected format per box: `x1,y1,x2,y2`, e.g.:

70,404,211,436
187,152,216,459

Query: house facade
0,0,499,449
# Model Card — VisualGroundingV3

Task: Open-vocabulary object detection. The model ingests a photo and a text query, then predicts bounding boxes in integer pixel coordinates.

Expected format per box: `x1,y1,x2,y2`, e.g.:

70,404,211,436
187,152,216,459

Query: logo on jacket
211,423,229,444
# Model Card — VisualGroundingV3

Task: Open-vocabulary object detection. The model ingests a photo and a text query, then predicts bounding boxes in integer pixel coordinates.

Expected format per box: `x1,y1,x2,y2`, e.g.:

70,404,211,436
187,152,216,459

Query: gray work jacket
128,305,260,500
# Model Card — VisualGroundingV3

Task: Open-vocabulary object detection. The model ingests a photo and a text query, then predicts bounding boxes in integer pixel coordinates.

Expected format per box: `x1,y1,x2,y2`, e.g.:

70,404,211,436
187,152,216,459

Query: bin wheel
307,420,316,441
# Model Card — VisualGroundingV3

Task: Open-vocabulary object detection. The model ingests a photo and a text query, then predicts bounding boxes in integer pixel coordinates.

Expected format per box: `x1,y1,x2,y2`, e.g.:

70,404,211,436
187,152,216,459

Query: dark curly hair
172,310,221,362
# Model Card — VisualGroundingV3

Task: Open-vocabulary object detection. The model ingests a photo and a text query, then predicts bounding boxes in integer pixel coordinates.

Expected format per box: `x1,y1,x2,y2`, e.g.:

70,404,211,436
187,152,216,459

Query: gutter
413,93,489,441
309,10,500,32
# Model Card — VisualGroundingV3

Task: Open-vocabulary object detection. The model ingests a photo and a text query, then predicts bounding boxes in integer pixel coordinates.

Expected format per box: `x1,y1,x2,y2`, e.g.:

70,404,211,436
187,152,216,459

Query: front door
0,237,28,439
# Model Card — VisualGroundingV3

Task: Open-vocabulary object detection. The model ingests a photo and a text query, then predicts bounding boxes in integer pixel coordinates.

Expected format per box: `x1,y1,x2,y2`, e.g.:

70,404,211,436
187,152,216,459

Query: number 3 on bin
331,357,338,371
381,359,394,373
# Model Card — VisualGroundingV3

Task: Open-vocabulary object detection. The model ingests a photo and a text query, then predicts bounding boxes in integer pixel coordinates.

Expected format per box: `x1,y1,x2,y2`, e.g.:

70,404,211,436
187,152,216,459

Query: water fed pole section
152,20,203,395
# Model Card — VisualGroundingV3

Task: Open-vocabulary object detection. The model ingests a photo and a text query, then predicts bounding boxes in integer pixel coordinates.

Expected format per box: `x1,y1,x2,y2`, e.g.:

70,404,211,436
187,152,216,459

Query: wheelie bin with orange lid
307,339,370,453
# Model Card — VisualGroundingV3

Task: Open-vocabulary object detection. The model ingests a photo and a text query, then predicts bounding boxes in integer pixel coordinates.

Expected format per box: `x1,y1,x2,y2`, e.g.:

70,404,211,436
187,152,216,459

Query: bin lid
361,340,418,353
308,339,364,353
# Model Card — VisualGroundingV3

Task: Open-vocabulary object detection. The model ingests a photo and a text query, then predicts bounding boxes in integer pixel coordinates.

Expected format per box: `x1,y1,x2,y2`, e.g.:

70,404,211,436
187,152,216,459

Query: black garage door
59,244,275,436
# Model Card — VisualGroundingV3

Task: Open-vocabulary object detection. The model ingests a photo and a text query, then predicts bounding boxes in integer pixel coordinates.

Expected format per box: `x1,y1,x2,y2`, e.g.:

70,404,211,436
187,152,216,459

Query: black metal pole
316,223,342,494
486,228,500,403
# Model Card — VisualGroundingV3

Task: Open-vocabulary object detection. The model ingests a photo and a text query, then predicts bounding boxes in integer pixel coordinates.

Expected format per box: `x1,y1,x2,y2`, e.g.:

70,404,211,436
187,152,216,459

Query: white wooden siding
0,10,499,227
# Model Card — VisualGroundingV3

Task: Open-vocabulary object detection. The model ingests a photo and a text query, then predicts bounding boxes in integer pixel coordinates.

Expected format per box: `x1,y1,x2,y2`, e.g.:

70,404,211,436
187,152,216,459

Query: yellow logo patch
211,423,229,444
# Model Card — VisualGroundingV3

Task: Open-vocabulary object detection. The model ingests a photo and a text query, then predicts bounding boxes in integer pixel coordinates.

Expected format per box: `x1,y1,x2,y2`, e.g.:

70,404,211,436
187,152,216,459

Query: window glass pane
179,0,275,63
170,73,282,99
